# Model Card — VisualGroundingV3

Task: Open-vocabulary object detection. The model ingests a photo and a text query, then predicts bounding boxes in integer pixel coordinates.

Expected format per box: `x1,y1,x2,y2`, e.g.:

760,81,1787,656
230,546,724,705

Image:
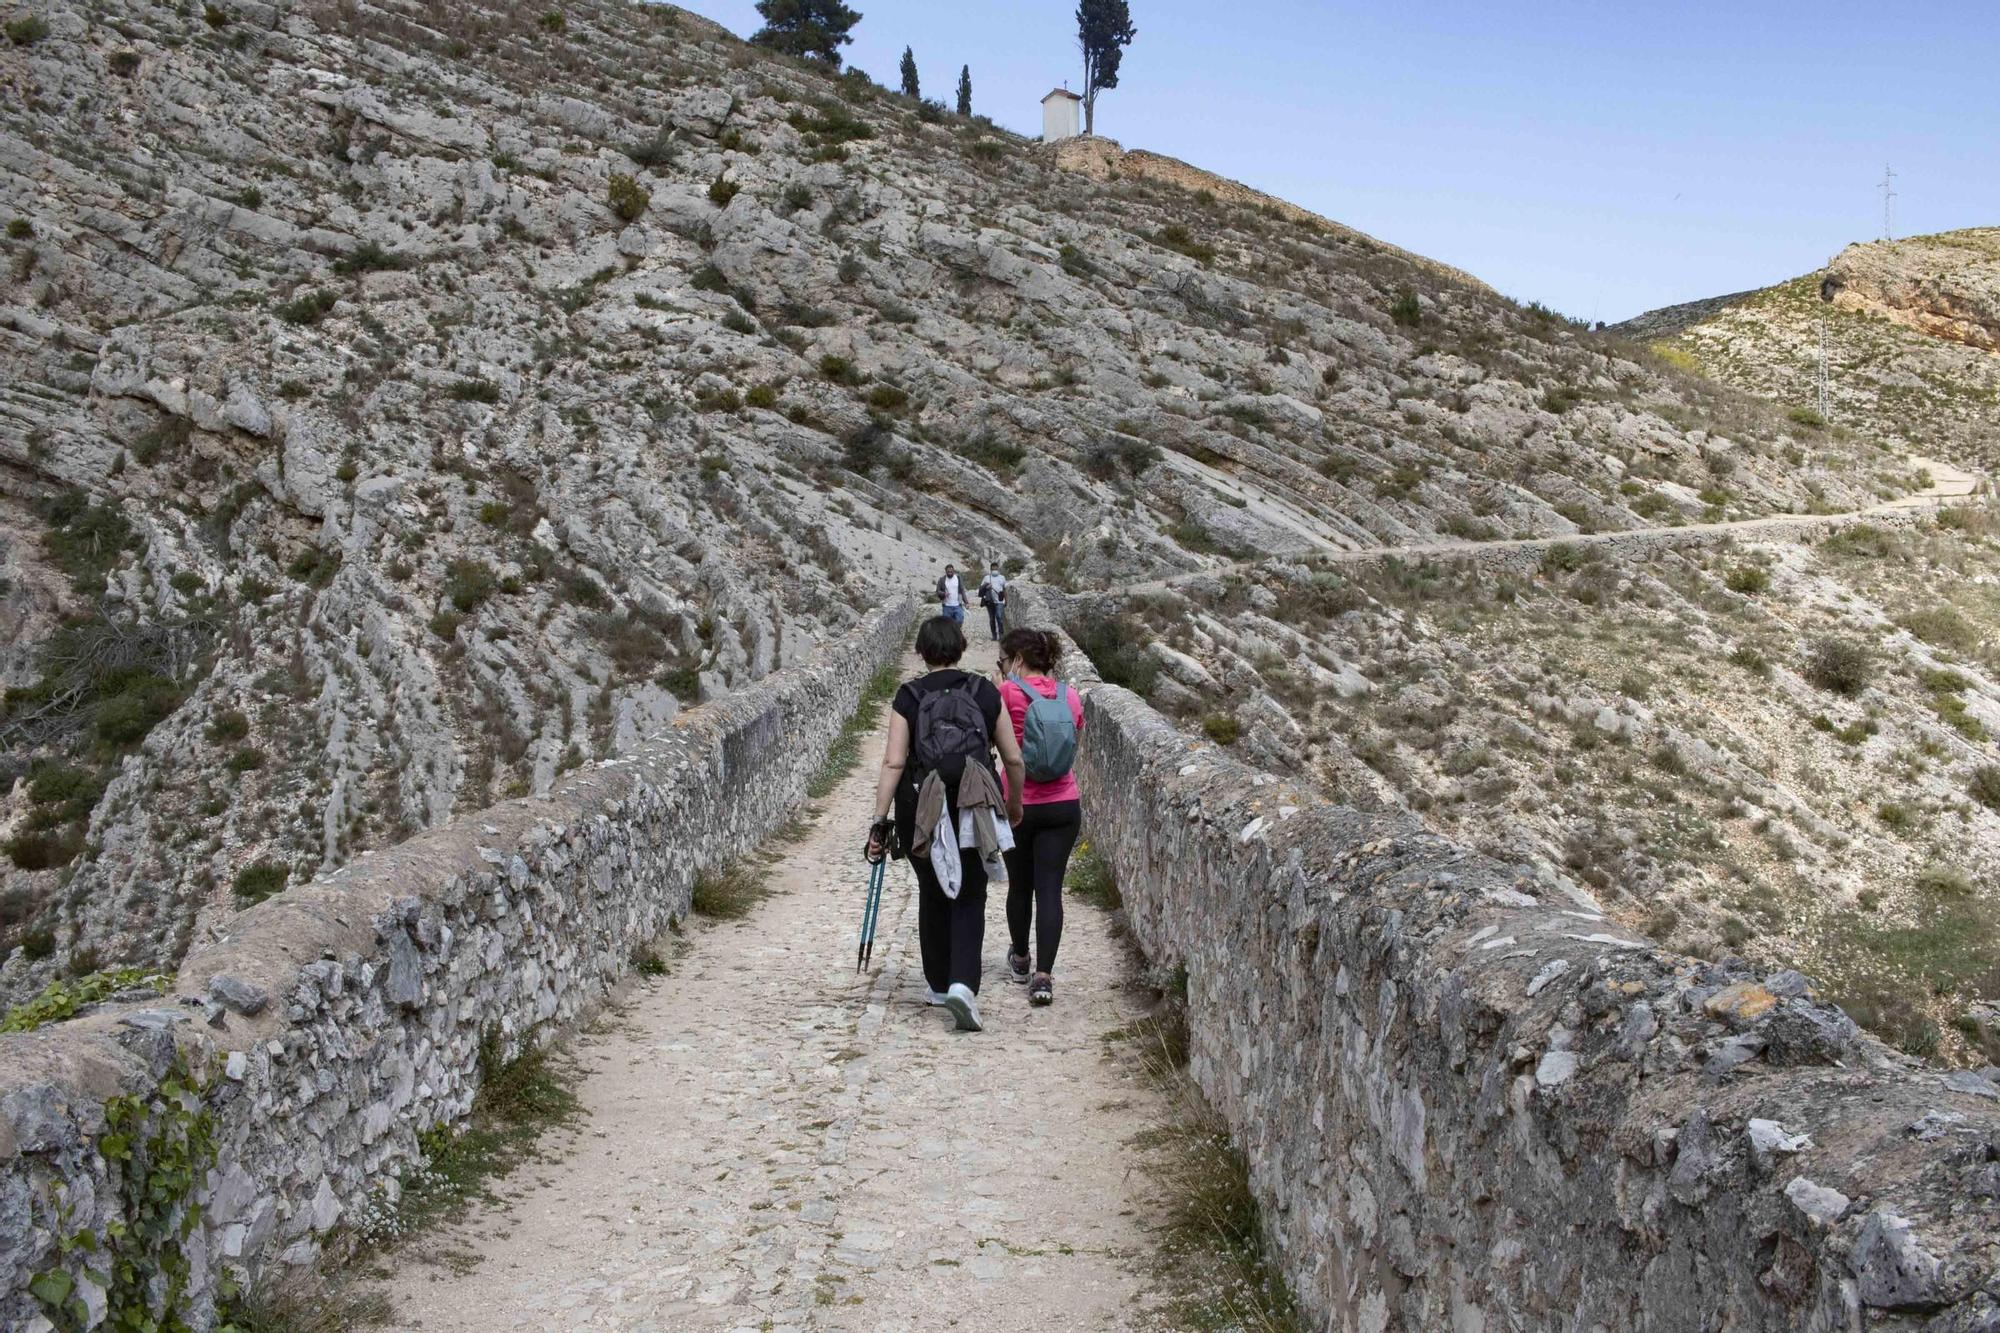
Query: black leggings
1003,800,1081,974
912,849,989,995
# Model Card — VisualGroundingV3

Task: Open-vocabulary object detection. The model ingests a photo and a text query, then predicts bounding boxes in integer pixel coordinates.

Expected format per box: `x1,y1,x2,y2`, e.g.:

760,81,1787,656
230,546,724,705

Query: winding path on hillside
371,640,1174,1331
1133,453,1982,595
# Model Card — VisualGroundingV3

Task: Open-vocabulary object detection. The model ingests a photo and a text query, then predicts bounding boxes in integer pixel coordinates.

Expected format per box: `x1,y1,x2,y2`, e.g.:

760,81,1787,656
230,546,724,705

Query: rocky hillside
1622,228,2000,472
0,0,1910,1000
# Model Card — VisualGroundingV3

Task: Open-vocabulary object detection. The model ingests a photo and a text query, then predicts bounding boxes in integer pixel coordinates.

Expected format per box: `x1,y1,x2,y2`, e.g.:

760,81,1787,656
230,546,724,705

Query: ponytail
1000,627,1060,674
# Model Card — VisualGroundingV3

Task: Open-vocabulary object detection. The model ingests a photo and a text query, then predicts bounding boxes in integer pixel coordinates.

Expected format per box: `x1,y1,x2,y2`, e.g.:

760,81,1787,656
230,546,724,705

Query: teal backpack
1010,676,1078,783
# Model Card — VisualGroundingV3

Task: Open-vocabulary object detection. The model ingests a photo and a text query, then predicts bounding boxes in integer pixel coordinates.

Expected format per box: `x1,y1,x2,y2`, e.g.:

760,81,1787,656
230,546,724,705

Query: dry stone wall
0,598,916,1330
1011,585,2000,1331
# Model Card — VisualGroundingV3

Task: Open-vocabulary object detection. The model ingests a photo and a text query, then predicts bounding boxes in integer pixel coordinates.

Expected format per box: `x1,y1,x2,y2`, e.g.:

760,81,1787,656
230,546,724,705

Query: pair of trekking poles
856,820,891,973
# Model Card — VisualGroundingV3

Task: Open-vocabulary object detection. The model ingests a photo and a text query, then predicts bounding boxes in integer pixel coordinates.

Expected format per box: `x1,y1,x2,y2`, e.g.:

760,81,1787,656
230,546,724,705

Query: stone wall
1010,585,2000,1331
1040,135,1491,294
0,597,917,1330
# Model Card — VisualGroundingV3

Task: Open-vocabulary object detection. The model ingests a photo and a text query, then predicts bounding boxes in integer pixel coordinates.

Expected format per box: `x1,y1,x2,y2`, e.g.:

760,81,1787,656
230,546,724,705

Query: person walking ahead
995,629,1084,1007
935,565,966,627
869,615,1025,1031
977,563,1008,641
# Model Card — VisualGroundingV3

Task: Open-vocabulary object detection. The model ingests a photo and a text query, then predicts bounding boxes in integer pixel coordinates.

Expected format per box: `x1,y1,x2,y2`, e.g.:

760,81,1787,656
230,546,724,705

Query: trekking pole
857,856,887,973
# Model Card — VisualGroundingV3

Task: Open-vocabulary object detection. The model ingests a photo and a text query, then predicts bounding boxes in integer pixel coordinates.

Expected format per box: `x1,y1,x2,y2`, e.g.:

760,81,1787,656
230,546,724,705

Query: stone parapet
0,597,917,1329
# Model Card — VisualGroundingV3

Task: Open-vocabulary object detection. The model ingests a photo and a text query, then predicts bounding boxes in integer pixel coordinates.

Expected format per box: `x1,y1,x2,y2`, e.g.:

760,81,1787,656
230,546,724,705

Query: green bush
707,174,740,208
607,172,650,221
333,239,408,274
1786,406,1826,431
5,217,30,238
818,354,863,386
744,383,779,410
1389,288,1422,327
5,828,83,871
276,287,338,325
207,709,250,744
780,182,812,213
233,861,287,903
1971,765,2000,811
1156,223,1215,263
1724,565,1770,595
1073,615,1158,697
445,558,498,613
1201,713,1240,745
95,676,179,745
1804,637,1872,696
6,15,49,44
449,379,502,403
625,134,677,168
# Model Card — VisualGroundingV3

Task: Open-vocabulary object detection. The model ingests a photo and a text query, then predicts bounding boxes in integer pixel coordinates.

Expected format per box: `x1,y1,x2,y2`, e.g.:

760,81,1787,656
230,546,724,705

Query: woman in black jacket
867,615,1025,1032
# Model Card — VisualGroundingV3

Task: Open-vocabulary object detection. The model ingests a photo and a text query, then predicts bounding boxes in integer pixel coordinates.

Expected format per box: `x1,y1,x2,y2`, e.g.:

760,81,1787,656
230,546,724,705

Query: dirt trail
371,640,1172,1331
1133,453,1984,596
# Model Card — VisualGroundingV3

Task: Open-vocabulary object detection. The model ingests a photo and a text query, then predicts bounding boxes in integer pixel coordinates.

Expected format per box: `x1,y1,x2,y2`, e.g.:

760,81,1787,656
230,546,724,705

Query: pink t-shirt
998,675,1085,805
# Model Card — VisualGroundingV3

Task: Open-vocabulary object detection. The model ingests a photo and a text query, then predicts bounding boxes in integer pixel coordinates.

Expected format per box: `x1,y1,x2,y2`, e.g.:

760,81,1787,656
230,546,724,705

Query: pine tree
1076,0,1136,135
899,46,919,98
956,64,972,116
749,0,862,68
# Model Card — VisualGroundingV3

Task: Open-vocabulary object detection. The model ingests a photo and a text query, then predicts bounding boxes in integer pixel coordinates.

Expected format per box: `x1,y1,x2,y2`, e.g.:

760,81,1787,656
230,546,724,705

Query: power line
1879,165,1898,242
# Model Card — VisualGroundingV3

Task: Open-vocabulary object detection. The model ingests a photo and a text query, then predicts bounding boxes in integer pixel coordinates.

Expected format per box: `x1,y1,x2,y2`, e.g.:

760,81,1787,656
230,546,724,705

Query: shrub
233,861,287,904
5,217,30,239
1804,637,1872,696
1072,615,1158,696
781,182,813,213
6,15,49,44
968,139,1005,162
1786,406,1826,431
235,185,261,209
207,709,250,744
445,558,498,613
1201,713,1240,745
744,383,779,410
95,676,179,746
707,174,740,208
334,239,408,274
1540,542,1594,575
1389,288,1422,327
1724,565,1770,595
225,748,265,772
607,172,650,222
5,828,83,871
1897,605,1979,653
449,378,501,403
625,134,677,168
788,104,873,144
537,9,565,32
1877,802,1914,832
1156,223,1215,263
841,415,894,474
276,287,338,325
865,384,909,412
1971,765,2000,811
819,354,864,386
1058,243,1096,277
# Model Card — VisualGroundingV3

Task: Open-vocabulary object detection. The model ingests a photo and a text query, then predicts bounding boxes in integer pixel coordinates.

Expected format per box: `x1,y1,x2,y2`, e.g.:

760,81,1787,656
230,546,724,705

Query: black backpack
912,677,989,787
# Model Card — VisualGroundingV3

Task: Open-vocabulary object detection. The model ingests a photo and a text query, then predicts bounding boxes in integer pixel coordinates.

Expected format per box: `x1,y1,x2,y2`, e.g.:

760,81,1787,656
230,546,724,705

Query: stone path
1131,452,1985,595
372,641,1173,1331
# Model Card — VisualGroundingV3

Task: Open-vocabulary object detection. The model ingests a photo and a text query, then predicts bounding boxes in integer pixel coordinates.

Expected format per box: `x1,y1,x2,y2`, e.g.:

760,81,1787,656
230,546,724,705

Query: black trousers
1003,799,1081,974
912,848,989,994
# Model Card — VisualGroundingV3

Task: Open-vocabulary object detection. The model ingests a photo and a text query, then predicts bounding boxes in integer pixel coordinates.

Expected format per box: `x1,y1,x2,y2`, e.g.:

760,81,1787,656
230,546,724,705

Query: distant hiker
869,615,1026,1032
995,628,1084,1007
977,563,1008,641
936,564,966,627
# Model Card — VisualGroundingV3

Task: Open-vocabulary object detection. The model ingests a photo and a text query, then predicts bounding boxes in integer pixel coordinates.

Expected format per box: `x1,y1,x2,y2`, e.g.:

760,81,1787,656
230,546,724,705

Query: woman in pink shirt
995,629,1085,1006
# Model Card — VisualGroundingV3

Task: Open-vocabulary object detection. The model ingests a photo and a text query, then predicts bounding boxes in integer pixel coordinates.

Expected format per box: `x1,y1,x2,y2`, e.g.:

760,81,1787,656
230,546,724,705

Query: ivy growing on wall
31,1052,225,1333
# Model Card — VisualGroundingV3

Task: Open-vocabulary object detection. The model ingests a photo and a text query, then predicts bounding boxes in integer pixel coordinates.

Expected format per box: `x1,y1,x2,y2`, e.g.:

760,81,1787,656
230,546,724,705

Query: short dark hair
915,615,967,667
999,628,1060,673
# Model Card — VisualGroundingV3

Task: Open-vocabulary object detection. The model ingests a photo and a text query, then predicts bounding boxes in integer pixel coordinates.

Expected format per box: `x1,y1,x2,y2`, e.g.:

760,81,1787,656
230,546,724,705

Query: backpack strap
1007,674,1048,700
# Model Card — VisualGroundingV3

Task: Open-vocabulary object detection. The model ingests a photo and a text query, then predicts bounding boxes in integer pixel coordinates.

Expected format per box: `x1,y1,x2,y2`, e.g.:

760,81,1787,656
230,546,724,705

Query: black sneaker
1029,974,1053,1006
1006,952,1031,984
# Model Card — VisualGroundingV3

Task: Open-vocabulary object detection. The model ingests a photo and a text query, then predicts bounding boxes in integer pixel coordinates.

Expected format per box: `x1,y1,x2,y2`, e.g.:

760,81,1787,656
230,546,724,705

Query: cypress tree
956,64,972,116
899,45,919,99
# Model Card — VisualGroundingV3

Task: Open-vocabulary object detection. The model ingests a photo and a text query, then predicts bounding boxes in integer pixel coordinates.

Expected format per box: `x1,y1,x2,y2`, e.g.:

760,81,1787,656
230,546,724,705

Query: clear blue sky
680,0,1998,322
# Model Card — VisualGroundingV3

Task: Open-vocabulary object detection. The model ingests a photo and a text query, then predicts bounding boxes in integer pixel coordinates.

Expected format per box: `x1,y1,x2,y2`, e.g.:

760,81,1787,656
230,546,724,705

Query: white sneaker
943,983,982,1032
924,988,948,1006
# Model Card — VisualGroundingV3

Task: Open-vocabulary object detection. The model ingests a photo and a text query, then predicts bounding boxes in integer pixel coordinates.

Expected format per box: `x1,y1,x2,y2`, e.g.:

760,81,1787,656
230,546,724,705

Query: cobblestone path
374,644,1170,1331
